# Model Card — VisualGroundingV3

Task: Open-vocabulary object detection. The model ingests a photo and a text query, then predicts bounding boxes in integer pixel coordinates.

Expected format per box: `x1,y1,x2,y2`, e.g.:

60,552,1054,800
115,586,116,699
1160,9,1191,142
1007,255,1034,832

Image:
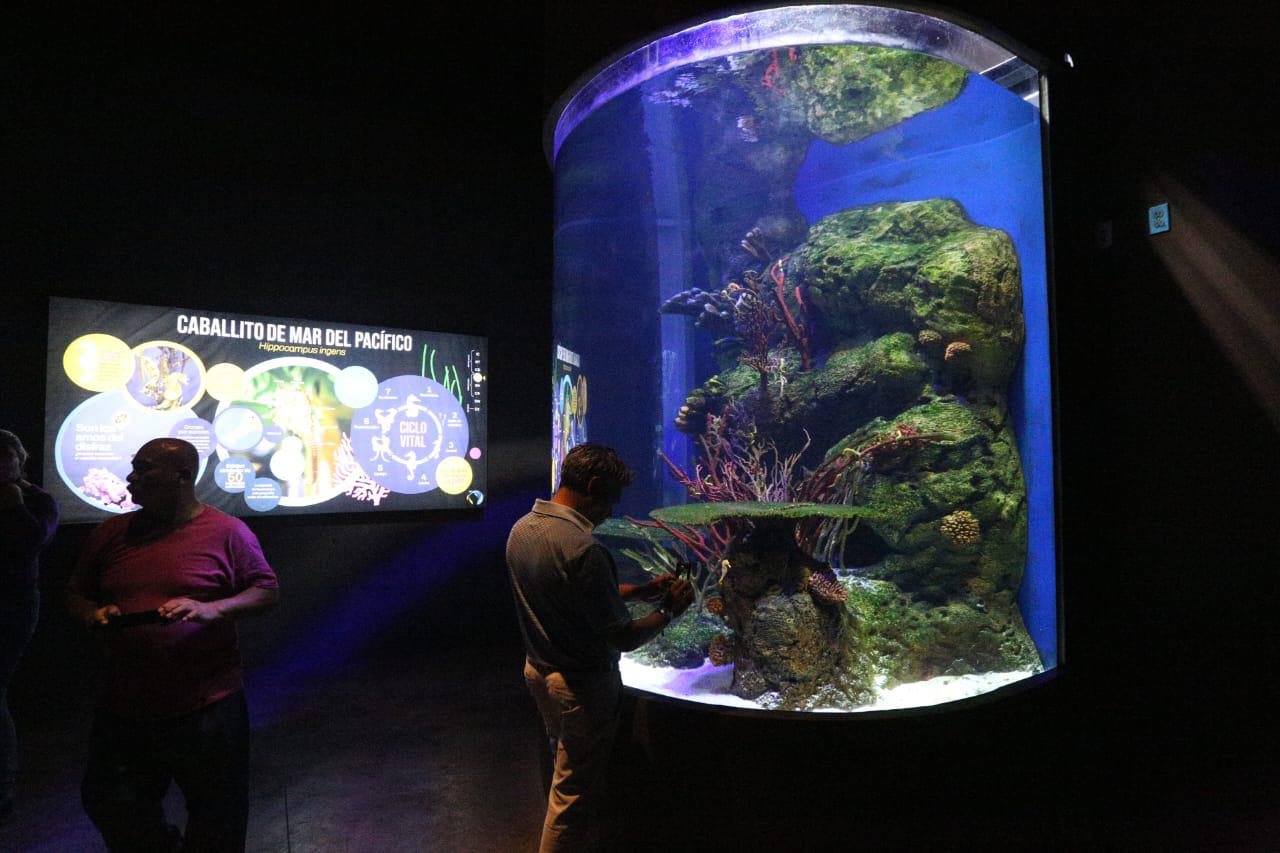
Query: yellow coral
940,510,980,545
944,341,972,362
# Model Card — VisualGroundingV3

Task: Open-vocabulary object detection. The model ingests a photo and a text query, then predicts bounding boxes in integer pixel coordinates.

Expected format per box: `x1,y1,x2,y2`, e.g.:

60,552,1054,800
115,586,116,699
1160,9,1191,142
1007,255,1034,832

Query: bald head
127,437,200,513
139,437,199,474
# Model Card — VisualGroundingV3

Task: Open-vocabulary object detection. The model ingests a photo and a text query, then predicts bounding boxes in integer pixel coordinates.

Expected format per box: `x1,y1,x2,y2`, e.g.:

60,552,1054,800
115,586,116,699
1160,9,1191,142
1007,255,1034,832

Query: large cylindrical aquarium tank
549,4,1059,714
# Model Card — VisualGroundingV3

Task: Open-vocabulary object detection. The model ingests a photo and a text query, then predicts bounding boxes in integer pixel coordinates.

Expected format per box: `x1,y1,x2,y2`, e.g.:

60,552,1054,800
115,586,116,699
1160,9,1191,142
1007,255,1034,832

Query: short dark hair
559,444,635,495
0,429,29,468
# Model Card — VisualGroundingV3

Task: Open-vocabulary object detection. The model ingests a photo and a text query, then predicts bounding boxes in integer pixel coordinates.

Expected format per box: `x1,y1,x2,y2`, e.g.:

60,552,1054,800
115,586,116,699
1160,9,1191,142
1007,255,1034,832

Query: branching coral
597,520,721,612
768,258,812,370
848,423,945,474
733,288,778,383
666,405,809,506
648,409,945,570
789,423,943,560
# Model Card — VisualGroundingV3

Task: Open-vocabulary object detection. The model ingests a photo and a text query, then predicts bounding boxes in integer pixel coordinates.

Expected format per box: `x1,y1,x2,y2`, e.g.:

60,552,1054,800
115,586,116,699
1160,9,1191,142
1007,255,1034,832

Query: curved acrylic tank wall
550,5,1057,714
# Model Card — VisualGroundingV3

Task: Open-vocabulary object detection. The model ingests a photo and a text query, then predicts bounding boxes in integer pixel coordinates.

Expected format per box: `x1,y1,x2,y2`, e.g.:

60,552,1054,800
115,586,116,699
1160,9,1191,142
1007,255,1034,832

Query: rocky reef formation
677,200,1025,460
650,44,968,290
637,198,1041,704
793,199,1025,386
646,503,878,710
831,396,1029,604
847,578,1040,683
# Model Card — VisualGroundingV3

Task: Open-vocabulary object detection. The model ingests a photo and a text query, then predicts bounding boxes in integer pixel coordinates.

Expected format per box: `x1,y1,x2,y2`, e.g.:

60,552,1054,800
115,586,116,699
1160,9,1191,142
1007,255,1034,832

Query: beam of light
1142,173,1280,431
245,488,539,728
243,436,551,728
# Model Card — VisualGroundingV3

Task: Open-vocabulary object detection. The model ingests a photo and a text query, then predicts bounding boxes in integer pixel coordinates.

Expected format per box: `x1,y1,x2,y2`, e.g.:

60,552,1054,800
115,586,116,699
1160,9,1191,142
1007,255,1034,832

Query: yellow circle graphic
205,362,249,402
435,456,473,495
126,341,206,412
63,334,135,392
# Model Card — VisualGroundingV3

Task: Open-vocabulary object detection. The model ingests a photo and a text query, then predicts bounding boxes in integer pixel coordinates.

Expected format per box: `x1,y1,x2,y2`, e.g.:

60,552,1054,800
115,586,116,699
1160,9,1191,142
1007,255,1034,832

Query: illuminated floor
620,657,1041,712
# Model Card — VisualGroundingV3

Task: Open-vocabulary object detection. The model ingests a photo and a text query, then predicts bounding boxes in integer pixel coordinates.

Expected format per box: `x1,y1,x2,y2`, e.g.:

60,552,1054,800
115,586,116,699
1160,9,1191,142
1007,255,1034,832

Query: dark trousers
82,691,250,853
0,588,39,812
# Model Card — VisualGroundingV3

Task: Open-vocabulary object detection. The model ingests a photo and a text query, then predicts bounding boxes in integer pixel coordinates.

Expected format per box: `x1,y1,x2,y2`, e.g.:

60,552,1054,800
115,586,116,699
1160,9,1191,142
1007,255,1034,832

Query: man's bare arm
159,585,280,624
68,589,110,628
604,578,694,652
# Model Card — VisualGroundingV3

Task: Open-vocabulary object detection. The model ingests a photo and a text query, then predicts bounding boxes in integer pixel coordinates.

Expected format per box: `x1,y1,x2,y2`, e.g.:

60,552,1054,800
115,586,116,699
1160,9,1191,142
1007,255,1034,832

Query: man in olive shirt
508,444,693,852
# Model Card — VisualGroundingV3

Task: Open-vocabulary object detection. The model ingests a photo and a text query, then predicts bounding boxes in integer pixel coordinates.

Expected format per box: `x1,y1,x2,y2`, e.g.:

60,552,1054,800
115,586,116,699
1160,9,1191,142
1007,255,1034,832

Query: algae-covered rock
682,332,930,459
655,44,967,291
792,199,1024,387
829,396,1028,600
789,45,967,145
693,518,877,708
726,585,874,710
845,577,1041,683
627,610,726,670
722,44,967,146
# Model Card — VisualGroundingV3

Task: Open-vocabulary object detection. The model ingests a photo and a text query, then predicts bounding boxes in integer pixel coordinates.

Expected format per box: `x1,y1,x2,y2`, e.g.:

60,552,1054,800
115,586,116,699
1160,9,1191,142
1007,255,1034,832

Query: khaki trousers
523,660,622,853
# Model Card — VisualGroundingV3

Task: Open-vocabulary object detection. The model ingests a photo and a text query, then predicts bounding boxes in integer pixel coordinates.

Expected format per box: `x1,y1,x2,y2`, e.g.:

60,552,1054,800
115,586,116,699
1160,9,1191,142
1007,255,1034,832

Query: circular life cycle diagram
349,375,471,495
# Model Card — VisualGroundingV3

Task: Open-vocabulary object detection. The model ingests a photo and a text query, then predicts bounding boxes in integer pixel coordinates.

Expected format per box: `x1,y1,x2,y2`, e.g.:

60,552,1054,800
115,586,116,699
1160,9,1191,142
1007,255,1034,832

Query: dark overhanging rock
648,503,878,709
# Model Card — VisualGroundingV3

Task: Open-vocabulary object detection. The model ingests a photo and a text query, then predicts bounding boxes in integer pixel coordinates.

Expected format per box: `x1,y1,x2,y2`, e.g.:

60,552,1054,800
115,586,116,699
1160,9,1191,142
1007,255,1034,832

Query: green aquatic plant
594,519,720,616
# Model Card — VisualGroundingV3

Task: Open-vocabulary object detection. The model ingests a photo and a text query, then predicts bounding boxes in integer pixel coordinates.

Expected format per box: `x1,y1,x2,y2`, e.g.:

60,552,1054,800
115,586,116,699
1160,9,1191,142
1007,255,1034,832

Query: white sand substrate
619,656,1040,713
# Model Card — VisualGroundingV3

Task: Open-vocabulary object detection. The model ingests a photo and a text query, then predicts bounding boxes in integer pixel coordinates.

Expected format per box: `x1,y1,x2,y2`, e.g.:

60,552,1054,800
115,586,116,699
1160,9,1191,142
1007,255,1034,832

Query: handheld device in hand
108,609,166,628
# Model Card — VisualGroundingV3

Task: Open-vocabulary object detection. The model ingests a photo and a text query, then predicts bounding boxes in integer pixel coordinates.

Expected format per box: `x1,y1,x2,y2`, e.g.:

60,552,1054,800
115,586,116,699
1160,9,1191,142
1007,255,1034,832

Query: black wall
4,10,551,711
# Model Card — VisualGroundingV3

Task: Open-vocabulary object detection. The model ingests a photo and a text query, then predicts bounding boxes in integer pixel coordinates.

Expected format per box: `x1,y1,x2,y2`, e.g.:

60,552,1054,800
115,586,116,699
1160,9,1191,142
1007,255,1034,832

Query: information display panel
46,297,487,522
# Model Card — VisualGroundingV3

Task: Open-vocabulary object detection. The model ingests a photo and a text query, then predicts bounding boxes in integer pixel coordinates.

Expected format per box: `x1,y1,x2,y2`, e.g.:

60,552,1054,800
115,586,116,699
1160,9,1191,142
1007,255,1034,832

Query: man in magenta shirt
68,438,279,853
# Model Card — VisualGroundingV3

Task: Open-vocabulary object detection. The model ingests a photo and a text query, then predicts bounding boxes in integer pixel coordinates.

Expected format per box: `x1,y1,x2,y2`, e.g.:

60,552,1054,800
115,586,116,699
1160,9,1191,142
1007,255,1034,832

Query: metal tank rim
543,2,1053,166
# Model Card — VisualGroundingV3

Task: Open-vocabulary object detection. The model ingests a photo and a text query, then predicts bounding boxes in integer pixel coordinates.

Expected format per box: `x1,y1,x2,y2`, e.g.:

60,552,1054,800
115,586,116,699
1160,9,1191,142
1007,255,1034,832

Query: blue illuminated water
794,72,1056,667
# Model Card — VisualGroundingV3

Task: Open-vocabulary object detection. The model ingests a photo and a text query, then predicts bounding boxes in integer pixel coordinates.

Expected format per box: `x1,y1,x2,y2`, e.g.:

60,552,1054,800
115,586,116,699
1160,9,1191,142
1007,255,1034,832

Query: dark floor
0,642,548,853
4,641,1279,852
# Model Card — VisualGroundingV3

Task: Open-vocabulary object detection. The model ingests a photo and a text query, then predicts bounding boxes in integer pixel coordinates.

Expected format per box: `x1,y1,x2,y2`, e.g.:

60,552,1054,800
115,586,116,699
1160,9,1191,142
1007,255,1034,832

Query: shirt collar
531,498,595,533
